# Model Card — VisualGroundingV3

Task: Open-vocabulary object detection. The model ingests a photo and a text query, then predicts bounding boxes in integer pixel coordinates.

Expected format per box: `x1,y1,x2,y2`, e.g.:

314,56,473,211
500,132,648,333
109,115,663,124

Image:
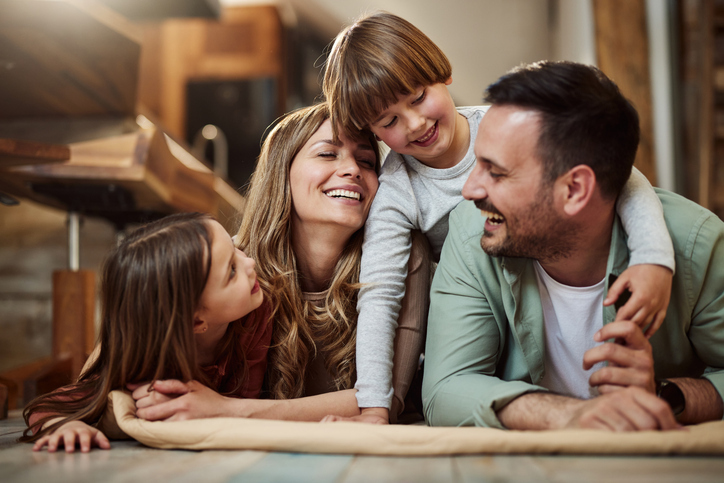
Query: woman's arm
132,380,360,422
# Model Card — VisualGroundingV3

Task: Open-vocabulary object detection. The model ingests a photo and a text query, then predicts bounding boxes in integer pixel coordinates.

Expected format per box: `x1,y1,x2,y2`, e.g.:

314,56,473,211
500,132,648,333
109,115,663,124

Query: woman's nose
338,154,361,178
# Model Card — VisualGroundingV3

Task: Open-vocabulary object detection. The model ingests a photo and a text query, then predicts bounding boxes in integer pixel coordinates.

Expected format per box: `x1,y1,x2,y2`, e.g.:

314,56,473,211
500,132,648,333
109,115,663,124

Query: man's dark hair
484,61,639,199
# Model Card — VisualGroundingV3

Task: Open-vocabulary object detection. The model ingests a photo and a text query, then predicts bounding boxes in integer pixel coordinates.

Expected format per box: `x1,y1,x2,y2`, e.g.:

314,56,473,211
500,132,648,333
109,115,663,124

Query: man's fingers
595,321,648,348
632,389,680,431
589,365,652,390
584,342,649,370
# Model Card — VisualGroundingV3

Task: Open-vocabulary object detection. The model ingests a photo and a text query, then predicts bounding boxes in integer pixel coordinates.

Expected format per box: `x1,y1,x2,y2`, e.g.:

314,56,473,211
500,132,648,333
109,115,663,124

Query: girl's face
195,220,263,330
289,119,379,236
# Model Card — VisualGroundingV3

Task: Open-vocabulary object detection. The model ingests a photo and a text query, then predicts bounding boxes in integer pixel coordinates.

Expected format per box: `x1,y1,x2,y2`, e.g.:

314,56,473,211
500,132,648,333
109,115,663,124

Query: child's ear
193,318,208,334
445,76,453,86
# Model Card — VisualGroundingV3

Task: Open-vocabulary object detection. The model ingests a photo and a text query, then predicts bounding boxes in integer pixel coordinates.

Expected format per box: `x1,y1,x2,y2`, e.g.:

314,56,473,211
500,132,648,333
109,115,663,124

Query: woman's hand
131,380,231,421
32,421,110,453
604,264,672,338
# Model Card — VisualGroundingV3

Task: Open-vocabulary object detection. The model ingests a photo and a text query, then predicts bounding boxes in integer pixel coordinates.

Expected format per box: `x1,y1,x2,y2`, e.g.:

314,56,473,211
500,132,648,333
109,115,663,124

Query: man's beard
478,188,578,263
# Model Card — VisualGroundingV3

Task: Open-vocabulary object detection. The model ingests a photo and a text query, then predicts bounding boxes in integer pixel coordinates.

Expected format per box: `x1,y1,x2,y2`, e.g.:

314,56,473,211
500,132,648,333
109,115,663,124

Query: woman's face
289,119,379,236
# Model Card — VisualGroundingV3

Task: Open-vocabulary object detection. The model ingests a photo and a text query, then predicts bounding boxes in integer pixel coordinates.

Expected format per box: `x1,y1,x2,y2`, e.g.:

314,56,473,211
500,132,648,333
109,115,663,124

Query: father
422,61,724,430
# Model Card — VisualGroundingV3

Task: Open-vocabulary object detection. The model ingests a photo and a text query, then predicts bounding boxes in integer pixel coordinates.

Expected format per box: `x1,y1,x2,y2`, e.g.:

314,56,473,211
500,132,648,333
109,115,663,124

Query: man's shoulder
658,189,724,245
450,199,486,238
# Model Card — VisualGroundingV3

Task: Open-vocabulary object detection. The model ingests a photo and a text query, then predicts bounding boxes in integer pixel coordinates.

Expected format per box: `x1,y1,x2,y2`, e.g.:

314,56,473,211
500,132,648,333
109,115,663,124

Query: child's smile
370,79,469,169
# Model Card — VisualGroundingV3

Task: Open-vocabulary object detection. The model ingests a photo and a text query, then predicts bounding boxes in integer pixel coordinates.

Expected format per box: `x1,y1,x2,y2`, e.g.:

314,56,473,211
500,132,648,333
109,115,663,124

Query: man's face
461,105,575,261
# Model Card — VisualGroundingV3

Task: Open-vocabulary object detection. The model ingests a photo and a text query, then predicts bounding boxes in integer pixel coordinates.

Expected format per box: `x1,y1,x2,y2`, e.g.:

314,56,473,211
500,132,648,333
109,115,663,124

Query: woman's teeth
326,189,361,201
480,209,505,225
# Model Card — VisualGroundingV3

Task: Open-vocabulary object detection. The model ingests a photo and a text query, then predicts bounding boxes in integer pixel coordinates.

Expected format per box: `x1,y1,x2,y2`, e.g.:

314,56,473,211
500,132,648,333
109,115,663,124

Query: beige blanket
108,391,724,455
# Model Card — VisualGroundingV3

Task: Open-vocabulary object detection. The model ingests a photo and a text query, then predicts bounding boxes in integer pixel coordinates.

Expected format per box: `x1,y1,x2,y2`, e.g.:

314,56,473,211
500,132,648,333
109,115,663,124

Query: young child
323,12,676,424
22,212,272,452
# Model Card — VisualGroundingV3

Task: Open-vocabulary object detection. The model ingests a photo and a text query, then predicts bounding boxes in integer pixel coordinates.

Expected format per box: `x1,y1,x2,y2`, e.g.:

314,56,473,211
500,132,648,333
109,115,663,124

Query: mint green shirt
422,189,724,428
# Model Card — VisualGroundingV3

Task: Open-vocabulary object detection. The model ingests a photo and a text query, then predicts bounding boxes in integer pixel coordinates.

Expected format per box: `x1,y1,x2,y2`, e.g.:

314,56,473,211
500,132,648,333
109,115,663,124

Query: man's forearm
670,377,723,424
496,392,582,430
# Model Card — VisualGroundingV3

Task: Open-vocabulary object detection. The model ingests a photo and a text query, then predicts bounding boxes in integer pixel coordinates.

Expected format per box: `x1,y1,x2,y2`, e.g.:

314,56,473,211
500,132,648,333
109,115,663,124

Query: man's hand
131,380,232,421
33,420,111,453
566,387,681,431
321,407,389,424
604,264,672,337
585,320,656,394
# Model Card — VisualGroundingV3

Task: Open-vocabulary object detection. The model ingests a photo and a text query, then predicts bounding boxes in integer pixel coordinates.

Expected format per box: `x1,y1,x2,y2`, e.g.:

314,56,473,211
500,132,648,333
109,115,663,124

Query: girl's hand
132,380,231,421
32,421,110,453
604,264,673,338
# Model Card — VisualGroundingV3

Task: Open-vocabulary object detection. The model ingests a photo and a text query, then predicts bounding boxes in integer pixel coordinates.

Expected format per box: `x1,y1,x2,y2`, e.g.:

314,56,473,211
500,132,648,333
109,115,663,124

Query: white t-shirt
534,262,606,400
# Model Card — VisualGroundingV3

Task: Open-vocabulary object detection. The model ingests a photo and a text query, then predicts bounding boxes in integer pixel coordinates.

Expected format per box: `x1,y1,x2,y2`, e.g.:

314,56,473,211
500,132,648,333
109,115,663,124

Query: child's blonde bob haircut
323,11,452,140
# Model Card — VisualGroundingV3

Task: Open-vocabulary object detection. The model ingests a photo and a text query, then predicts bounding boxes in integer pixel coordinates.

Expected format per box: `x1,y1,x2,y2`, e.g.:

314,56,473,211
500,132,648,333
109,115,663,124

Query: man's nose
462,166,488,201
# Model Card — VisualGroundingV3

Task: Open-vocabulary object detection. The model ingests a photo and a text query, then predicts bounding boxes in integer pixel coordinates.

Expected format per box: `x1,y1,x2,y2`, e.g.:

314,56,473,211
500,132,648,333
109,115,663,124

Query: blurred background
0,0,719,411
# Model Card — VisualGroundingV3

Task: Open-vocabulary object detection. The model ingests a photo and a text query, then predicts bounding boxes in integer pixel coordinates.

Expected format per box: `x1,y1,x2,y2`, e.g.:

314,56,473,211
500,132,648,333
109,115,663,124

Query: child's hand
32,421,110,453
321,407,389,424
604,264,673,338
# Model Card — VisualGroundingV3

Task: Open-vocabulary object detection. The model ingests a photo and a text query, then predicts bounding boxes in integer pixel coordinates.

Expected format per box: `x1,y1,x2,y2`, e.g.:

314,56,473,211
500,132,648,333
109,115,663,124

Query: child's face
368,78,462,168
195,220,263,330
289,119,379,237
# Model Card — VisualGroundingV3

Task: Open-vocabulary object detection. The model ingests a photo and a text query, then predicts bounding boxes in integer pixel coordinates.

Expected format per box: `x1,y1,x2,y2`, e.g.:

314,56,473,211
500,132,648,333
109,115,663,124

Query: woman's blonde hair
323,11,452,140
236,103,379,399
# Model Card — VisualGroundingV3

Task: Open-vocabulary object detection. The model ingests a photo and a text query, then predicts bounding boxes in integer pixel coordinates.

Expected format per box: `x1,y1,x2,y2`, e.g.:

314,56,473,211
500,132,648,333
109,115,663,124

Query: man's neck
539,206,615,287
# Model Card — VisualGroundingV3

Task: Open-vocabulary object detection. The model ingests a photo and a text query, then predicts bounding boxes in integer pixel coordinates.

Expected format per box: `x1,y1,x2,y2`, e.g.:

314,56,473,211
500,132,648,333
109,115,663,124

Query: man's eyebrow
479,156,508,171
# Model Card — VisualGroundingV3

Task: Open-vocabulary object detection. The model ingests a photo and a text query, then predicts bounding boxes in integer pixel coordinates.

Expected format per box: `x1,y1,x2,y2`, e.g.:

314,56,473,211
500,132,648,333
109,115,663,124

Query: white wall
223,0,551,105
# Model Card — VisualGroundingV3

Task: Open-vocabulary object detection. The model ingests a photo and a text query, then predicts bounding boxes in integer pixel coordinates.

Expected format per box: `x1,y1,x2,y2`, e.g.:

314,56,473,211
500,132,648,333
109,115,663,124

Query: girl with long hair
23,213,272,452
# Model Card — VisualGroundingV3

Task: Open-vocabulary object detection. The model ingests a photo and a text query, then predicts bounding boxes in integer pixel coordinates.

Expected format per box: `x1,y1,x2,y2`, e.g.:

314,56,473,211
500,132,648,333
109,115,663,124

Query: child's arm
32,420,110,453
354,169,423,422
606,168,675,337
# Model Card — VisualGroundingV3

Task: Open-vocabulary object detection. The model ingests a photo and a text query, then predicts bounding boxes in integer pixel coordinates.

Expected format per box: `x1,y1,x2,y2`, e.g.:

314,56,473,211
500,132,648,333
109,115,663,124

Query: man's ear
558,164,596,216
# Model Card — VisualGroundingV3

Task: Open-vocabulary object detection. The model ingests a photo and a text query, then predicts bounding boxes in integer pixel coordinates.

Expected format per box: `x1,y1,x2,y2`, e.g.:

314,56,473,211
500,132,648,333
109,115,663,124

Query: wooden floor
2,411,723,483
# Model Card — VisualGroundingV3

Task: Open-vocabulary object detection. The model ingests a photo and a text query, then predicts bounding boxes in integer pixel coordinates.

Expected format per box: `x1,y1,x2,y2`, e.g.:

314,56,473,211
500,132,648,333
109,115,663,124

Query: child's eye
413,90,426,104
230,263,236,279
382,117,397,129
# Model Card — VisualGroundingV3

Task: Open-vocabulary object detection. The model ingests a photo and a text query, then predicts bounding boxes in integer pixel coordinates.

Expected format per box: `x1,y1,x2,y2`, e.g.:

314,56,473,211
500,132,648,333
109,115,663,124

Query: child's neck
195,323,229,366
423,112,470,169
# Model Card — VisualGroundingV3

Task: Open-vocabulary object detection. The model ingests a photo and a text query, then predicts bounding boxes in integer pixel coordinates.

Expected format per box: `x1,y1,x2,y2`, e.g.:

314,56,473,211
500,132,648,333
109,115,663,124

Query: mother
134,102,429,422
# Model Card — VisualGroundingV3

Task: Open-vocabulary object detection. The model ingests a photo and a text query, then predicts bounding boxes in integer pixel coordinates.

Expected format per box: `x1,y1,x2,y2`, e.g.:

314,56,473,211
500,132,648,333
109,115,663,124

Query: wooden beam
593,0,658,185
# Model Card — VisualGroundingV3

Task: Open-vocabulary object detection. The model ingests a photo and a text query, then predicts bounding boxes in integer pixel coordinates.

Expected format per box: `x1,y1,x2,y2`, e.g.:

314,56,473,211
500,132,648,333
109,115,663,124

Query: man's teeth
480,209,505,225
326,189,361,201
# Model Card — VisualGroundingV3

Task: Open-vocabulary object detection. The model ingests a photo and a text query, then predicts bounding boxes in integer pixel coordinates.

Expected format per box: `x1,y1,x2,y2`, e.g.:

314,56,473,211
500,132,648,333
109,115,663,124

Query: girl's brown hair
22,212,251,441
236,103,379,399
323,11,452,140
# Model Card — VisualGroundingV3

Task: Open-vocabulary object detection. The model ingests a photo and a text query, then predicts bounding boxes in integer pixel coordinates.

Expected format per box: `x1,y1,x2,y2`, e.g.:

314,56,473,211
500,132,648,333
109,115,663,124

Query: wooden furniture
679,0,724,219
0,0,245,414
593,0,658,185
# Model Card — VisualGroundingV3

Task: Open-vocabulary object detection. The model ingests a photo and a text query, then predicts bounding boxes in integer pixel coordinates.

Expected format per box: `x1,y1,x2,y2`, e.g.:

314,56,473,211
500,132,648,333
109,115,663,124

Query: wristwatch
656,379,686,416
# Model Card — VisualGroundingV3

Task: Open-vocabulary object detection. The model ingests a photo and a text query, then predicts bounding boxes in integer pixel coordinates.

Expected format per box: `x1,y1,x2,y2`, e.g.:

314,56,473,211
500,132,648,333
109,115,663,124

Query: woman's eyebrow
312,139,341,148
